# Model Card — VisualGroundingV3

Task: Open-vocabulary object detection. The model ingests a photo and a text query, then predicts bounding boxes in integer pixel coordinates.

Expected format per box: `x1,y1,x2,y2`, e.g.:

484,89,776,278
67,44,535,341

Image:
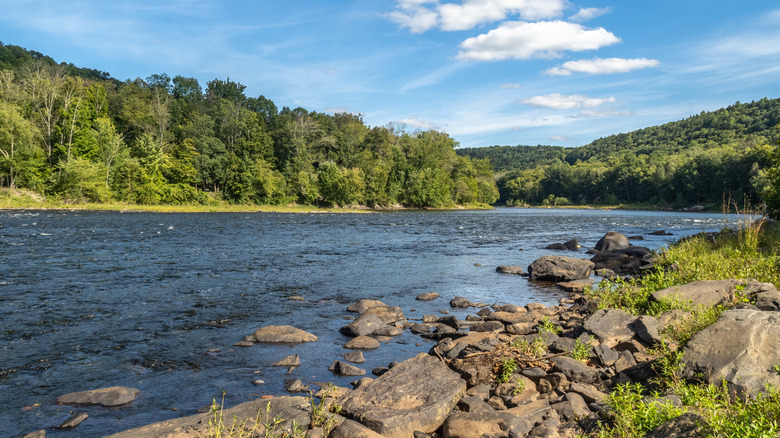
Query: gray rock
57,386,140,407
329,360,366,376
271,354,301,367
233,340,254,347
644,412,707,438
527,256,595,282
284,379,307,393
506,322,535,335
496,266,525,275
550,356,599,384
347,299,387,314
505,398,554,427
555,279,595,293
595,231,630,251
344,336,380,349
329,419,386,438
522,367,547,379
470,320,504,332
363,305,406,325
343,351,366,363
569,382,606,404
442,410,531,438
340,313,386,337
253,325,318,343
590,247,654,275
438,315,460,329
552,392,590,421
457,394,491,413
450,297,474,308
23,431,46,438
682,309,780,395
339,353,466,437
487,311,532,325
631,315,662,345
493,304,525,313
651,279,772,308
756,289,780,311
466,384,491,400
410,323,432,334
416,292,440,301
59,412,88,429
374,326,403,336
584,308,637,347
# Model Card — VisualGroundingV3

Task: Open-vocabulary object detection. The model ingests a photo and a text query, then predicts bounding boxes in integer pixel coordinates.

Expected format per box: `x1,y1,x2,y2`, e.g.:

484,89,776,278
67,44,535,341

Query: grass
203,393,308,438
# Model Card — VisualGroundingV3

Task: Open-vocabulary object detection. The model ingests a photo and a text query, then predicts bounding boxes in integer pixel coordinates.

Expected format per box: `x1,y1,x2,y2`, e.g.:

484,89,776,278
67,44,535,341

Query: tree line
458,98,780,208
0,43,498,208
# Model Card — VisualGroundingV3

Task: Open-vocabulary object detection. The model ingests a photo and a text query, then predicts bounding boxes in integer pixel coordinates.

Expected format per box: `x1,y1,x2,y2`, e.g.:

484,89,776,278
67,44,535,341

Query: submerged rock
57,386,140,407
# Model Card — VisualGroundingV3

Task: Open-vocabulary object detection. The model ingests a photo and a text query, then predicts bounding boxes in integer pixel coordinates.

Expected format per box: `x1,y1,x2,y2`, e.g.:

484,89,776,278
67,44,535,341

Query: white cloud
398,116,438,129
389,0,565,33
575,109,633,118
569,7,611,22
521,93,616,110
456,21,620,61
550,135,569,142
545,58,660,75
499,82,522,88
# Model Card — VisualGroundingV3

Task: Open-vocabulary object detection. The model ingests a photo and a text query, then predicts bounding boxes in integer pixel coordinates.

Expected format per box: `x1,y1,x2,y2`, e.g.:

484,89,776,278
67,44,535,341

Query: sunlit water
0,208,741,437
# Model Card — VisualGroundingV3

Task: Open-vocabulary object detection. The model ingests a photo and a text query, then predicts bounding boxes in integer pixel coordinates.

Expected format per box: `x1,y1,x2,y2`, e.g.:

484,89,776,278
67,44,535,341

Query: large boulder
651,279,773,308
253,325,318,343
441,410,531,438
595,231,631,251
57,386,140,407
590,246,654,275
339,353,466,437
527,256,595,282
347,299,387,314
363,305,406,325
682,309,780,395
340,313,386,337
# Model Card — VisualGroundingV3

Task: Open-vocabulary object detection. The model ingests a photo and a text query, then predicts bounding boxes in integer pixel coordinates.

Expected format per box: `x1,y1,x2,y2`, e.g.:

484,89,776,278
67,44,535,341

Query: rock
372,367,389,376
285,379,307,393
493,304,525,313
527,256,595,282
438,315,460,329
507,322,535,335
569,382,606,404
651,279,774,308
644,412,707,438
595,231,630,251
756,289,780,311
555,279,595,293
23,431,46,438
339,353,466,437
590,246,655,275
410,323,432,334
682,309,780,395
593,344,620,367
253,325,318,343
450,297,474,308
57,386,140,407
628,235,644,240
363,305,406,325
631,315,662,345
505,398,555,427
487,311,529,325
340,313,386,337
345,336,380,349
347,299,387,314
583,309,637,347
496,265,525,275
522,367,547,379
441,410,531,438
271,354,301,367
287,295,305,301
595,268,616,278
374,326,403,336
330,419,387,438
251,379,265,385
458,395,491,413
417,292,440,301
552,392,590,421
106,396,311,438
343,351,366,363
59,412,88,429
649,230,672,236
233,340,254,347
550,356,599,384
614,350,638,373
329,360,366,376
470,320,504,332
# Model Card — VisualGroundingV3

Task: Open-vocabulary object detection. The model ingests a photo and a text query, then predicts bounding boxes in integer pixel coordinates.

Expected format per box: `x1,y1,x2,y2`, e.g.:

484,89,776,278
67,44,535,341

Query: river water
0,208,740,437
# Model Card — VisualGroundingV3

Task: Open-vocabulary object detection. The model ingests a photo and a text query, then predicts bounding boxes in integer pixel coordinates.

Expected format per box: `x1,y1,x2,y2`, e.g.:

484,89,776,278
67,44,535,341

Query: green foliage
596,383,685,438
537,316,562,335
570,335,594,362
496,358,518,384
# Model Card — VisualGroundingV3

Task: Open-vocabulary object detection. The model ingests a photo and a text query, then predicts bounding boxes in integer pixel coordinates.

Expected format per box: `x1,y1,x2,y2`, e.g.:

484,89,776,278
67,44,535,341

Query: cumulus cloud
569,7,611,22
389,0,565,33
545,57,660,75
521,93,616,110
456,21,620,61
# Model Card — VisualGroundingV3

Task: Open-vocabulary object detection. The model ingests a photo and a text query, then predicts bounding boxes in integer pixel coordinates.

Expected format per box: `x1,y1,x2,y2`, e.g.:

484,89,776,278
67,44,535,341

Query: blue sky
2,0,779,148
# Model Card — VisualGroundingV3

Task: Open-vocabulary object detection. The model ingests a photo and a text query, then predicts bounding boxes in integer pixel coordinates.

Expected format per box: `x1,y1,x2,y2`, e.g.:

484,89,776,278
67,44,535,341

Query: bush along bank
39,226,780,438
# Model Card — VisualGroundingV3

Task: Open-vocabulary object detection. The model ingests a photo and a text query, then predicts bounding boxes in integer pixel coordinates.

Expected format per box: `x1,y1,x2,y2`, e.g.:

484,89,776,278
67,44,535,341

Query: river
0,208,741,437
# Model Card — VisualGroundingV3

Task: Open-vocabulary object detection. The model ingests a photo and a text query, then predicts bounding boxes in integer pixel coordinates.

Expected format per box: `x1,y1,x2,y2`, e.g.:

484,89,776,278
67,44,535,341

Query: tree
0,101,39,188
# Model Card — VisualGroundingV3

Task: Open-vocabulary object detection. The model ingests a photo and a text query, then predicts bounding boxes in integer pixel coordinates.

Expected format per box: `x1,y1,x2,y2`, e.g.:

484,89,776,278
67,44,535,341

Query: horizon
2,1,779,149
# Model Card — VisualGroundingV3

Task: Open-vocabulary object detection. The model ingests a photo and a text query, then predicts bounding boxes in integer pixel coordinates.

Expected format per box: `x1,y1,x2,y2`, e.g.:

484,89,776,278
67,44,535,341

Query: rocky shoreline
28,232,780,438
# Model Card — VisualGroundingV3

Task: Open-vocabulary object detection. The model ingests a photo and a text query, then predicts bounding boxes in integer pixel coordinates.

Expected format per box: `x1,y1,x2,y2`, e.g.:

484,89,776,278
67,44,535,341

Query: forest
458,99,780,209
0,43,498,208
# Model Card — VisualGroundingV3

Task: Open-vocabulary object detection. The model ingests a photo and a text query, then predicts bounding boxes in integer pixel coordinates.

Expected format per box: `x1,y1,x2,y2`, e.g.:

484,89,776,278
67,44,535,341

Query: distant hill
458,98,780,207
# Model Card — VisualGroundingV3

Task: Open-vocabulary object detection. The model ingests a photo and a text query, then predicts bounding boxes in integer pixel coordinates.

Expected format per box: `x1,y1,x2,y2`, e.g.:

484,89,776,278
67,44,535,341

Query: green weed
570,335,594,362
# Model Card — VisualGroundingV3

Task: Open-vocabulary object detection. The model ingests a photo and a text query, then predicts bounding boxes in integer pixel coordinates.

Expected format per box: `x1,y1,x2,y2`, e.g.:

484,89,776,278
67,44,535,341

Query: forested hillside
0,43,498,208
459,99,780,207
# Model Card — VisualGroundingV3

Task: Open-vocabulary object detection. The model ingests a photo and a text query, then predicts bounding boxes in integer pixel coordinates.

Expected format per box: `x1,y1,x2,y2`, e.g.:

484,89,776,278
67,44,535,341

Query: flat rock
682,309,780,395
644,412,707,438
583,308,637,347
527,255,595,282
329,360,366,376
555,279,595,293
496,266,525,275
59,412,88,429
441,410,531,438
505,398,555,427
416,292,440,301
550,356,599,384
347,299,388,314
651,279,774,308
253,325,318,343
363,305,406,325
339,352,466,437
106,396,311,438
345,336,380,349
343,351,366,363
330,419,386,438
340,313,386,337
271,354,301,367
57,386,140,407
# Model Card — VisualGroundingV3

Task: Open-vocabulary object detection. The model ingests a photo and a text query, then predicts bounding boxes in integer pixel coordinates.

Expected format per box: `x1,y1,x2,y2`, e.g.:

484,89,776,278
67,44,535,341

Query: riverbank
0,188,492,213
31,222,780,437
